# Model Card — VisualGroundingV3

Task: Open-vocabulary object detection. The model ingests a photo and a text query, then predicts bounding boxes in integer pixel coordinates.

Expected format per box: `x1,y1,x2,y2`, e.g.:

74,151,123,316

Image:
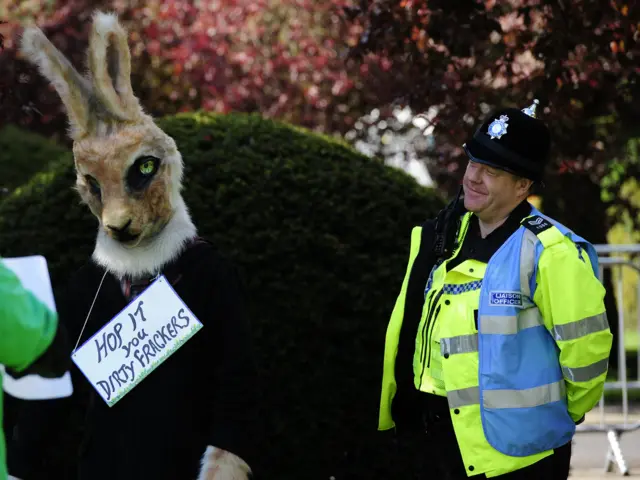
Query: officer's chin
464,194,487,213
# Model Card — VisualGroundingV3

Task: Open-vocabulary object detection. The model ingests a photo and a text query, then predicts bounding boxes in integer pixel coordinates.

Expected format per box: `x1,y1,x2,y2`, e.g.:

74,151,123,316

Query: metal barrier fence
575,244,640,476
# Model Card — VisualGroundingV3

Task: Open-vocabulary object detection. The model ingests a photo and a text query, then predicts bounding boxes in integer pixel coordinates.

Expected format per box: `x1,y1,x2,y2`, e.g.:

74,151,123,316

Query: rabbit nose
107,219,132,233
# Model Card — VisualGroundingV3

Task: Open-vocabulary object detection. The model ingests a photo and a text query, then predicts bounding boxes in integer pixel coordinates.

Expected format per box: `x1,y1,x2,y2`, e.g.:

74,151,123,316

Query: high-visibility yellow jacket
379,206,613,477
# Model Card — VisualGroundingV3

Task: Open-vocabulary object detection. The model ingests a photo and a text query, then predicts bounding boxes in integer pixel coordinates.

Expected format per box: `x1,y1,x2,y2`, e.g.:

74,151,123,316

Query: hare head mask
19,11,197,279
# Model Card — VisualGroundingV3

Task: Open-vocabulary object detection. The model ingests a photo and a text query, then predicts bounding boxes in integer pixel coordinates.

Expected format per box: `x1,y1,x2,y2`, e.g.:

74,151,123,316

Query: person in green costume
0,258,68,480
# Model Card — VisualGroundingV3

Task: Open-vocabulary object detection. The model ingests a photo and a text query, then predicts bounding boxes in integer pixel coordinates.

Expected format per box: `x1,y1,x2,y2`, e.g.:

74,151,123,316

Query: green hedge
0,112,445,479
0,124,69,202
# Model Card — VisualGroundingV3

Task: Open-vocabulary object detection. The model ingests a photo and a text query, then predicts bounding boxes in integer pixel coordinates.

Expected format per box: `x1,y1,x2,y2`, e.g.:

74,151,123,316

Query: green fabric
0,258,59,480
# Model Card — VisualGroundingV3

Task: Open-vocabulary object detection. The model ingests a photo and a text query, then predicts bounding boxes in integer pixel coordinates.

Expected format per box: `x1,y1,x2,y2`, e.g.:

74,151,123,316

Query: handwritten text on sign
72,276,203,407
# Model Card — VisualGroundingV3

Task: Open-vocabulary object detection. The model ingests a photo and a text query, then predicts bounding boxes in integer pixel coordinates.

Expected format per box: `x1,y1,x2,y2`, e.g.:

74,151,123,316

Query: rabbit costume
7,11,257,480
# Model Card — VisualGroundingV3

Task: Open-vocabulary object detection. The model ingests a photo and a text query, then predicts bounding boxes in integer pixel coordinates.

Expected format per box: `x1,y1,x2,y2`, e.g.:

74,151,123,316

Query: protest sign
71,275,203,407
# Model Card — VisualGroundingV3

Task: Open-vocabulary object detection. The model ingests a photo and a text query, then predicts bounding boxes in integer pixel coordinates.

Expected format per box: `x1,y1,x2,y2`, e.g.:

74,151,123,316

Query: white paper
72,275,203,407
1,255,73,400
2,256,56,312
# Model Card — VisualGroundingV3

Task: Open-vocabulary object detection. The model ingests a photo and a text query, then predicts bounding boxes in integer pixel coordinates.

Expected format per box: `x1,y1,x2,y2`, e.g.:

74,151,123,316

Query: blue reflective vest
477,206,599,456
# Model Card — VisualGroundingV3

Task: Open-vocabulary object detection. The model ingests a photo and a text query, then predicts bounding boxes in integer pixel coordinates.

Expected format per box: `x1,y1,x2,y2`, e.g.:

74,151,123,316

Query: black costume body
8,237,257,480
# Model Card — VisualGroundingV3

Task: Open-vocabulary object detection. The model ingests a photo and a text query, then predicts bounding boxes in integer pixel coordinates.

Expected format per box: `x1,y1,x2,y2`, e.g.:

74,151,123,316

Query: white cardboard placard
71,275,203,407
1,255,73,400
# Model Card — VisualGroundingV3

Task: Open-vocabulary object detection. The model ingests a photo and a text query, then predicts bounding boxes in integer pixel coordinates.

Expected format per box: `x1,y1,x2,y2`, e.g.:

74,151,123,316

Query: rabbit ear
19,26,94,139
87,11,141,122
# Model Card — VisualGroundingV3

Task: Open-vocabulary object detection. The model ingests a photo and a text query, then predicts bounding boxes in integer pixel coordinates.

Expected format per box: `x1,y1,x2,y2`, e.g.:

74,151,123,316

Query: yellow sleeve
533,237,613,422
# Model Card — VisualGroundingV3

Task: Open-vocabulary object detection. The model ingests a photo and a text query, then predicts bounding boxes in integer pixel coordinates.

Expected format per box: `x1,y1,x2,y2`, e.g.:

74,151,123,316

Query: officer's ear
514,176,534,197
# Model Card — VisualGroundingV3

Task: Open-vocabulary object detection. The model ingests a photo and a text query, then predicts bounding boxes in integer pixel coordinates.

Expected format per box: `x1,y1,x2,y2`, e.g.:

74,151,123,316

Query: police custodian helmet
463,100,551,182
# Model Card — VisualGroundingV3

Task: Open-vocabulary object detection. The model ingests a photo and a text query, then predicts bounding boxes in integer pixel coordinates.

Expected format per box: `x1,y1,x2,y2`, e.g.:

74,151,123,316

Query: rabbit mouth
112,230,140,244
112,222,163,247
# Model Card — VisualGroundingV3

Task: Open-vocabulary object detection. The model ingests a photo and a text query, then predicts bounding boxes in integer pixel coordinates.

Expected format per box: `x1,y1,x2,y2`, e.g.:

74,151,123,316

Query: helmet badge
487,114,509,140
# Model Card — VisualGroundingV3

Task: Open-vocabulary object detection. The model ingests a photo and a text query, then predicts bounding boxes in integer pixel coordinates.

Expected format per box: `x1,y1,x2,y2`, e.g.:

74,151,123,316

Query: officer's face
462,160,531,220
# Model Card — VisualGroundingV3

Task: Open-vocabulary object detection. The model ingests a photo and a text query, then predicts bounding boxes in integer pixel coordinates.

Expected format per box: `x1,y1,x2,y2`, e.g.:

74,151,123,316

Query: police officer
378,100,613,479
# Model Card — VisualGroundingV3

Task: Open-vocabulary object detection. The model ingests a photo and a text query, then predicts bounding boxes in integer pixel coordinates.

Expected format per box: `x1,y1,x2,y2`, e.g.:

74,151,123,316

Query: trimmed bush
0,124,69,201
0,112,445,479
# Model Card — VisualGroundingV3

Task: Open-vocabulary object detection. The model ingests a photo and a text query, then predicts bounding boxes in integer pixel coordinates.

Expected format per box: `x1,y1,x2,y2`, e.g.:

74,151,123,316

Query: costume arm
0,258,58,480
4,267,76,479
533,238,613,423
198,259,257,480
0,259,59,371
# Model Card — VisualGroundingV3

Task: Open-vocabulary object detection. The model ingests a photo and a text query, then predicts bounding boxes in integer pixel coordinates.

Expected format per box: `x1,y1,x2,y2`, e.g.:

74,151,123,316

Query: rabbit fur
18,10,251,480
20,11,196,281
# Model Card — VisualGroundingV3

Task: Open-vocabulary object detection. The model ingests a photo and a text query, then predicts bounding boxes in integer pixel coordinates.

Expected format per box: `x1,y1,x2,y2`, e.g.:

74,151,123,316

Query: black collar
448,200,533,268
118,236,210,299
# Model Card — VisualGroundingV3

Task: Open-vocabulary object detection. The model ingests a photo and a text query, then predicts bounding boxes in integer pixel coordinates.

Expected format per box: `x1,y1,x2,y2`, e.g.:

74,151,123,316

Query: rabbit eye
85,175,101,198
140,159,155,175
127,156,160,192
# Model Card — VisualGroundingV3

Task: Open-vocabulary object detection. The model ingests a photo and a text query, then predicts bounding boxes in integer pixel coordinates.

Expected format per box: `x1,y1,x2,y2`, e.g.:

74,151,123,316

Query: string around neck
73,269,108,353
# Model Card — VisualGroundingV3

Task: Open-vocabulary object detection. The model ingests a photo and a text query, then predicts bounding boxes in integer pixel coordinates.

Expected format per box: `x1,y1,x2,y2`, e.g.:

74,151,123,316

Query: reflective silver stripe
441,334,478,356
562,358,609,383
483,380,566,409
519,229,538,298
552,313,609,342
480,308,542,335
448,381,567,410
448,386,480,408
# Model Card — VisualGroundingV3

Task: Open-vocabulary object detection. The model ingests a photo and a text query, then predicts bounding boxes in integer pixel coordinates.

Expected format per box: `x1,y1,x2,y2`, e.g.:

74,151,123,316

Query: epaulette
521,214,566,248
521,215,553,236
